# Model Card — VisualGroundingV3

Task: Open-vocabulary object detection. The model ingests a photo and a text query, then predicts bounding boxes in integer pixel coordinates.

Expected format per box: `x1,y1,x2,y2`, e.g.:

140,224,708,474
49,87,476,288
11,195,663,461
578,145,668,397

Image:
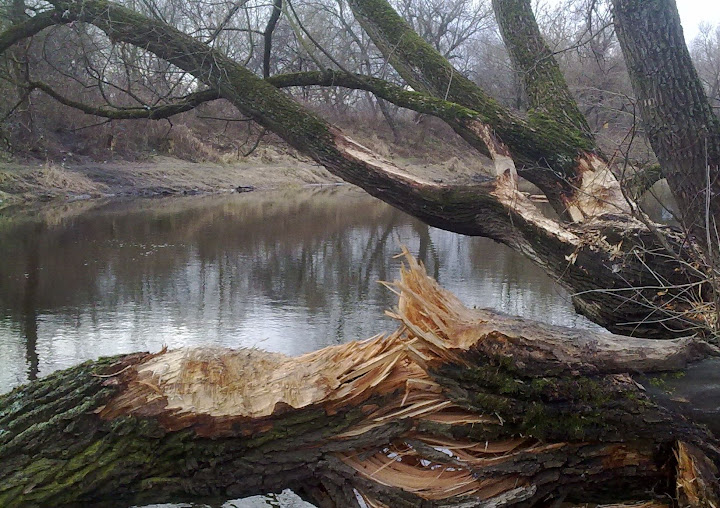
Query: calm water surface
0,186,601,507
0,186,596,392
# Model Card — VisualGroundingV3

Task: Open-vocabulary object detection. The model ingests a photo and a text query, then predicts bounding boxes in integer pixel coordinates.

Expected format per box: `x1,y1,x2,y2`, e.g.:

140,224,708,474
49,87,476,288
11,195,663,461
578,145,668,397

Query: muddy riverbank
0,141,490,207
0,152,339,206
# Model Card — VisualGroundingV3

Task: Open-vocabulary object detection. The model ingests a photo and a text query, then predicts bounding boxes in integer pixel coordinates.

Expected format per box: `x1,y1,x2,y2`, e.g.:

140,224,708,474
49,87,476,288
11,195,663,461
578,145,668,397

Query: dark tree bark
612,0,720,261
0,11,57,54
262,0,282,79
1,3,720,502
5,0,34,138
0,254,718,508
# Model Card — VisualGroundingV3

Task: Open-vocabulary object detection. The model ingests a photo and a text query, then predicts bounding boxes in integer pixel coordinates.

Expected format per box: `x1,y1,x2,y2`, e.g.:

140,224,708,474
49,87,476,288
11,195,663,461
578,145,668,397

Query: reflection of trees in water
20,223,41,381
0,187,589,389
0,189,393,314
415,221,441,280
0,189,416,385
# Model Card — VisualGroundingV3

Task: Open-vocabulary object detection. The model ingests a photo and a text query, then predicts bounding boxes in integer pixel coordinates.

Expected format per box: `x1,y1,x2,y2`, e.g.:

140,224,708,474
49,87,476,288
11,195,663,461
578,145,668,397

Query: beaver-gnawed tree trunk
1,253,719,508
2,3,719,506
344,0,629,222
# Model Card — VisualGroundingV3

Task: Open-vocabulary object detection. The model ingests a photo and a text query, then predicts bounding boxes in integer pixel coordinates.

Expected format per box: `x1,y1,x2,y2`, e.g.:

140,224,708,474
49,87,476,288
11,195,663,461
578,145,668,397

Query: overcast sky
673,0,720,42
541,1,720,43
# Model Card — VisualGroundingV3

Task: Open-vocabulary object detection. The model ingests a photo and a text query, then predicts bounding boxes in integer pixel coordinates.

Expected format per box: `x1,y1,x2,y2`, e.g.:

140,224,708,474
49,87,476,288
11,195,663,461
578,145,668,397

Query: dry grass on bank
0,100,493,207
0,162,107,203
0,150,343,207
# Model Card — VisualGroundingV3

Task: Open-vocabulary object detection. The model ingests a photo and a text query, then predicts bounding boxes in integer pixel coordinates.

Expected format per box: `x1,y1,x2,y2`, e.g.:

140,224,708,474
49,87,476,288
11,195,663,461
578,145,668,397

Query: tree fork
345,0,630,220
0,252,718,507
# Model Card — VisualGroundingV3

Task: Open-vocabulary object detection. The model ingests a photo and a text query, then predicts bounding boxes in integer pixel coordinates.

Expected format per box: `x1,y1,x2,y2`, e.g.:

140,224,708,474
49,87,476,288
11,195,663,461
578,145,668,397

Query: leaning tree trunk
612,0,720,262
1,252,718,507
345,0,630,222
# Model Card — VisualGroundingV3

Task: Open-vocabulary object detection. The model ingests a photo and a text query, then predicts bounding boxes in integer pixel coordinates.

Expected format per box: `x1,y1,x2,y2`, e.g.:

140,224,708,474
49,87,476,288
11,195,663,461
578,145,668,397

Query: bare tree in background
692,22,720,114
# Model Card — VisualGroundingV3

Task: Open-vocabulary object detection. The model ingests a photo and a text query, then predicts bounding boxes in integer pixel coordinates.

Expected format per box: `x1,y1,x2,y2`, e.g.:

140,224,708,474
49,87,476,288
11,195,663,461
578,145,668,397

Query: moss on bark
613,0,720,259
492,0,593,141
21,0,711,338
1,255,718,506
345,0,597,193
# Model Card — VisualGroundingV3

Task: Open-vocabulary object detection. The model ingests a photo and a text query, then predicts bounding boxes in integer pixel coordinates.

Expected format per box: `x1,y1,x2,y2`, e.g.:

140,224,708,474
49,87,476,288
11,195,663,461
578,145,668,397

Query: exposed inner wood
572,153,632,220
0,251,718,507
0,1,719,505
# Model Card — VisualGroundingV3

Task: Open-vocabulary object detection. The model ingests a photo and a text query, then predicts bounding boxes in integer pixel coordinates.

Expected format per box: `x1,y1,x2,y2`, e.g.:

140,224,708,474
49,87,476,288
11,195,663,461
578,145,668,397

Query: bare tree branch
0,10,59,55
28,80,220,119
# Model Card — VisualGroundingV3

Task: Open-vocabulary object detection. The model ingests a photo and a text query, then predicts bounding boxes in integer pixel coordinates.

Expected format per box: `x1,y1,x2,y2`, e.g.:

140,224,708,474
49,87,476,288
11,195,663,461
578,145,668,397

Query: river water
0,185,601,506
0,186,598,392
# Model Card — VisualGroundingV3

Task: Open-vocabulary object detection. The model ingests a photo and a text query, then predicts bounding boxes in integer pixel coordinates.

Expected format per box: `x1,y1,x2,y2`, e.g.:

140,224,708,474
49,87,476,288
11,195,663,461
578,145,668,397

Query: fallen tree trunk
1,252,718,508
